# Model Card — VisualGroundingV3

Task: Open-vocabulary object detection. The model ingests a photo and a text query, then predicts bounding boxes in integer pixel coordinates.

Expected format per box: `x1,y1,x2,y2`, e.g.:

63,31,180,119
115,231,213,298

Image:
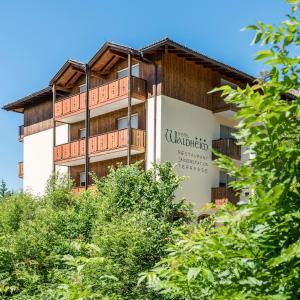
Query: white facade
23,124,68,195
147,95,240,210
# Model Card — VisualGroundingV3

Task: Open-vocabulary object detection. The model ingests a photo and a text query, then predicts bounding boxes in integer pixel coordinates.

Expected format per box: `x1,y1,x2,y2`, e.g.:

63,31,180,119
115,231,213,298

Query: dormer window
117,64,139,79
220,78,238,89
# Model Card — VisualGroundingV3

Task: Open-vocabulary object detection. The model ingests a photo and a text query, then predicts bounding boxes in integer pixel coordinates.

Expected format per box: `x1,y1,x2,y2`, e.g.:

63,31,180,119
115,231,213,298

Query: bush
0,162,192,299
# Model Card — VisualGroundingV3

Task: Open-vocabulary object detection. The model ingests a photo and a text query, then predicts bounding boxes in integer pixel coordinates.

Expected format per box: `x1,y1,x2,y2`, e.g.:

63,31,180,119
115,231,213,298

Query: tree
0,180,9,198
144,1,300,299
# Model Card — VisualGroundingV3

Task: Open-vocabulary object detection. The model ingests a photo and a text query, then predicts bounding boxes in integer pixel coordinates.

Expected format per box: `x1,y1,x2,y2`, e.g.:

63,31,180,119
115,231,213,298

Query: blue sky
0,0,289,190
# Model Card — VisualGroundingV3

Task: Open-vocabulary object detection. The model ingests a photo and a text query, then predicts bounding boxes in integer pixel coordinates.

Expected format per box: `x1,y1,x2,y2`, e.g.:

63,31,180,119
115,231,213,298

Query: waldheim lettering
165,129,209,151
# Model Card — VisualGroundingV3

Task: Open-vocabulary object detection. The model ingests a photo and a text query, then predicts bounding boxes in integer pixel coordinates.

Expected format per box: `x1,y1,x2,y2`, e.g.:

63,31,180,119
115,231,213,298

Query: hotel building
3,38,254,210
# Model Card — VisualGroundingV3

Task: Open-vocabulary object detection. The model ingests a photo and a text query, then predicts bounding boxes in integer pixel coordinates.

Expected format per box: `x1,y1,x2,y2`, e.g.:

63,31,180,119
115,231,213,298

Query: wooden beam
70,65,85,73
90,71,106,79
56,86,71,93
168,49,185,54
99,55,117,73
64,72,79,88
108,49,128,59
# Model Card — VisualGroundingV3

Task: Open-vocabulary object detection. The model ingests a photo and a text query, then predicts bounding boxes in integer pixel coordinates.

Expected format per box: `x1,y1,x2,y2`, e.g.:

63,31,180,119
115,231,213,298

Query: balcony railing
54,76,147,121
212,138,241,160
72,185,96,194
54,128,146,164
211,186,239,205
18,162,24,178
18,125,24,141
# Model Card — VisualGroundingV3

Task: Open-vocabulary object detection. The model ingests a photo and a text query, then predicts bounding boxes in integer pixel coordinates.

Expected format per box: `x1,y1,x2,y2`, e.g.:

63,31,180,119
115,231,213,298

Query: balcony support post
127,53,132,165
84,64,90,190
52,84,56,175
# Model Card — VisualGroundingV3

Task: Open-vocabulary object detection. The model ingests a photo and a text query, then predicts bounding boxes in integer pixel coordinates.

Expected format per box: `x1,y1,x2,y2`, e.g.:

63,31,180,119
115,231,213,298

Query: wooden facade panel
162,53,220,110
118,129,128,147
55,101,63,118
62,98,71,115
107,131,118,149
71,95,80,112
24,98,53,126
70,103,145,141
119,77,128,96
79,93,86,109
89,136,98,153
99,85,109,103
18,162,24,178
79,140,85,156
211,187,239,205
89,87,99,107
24,118,53,136
98,135,108,151
70,141,79,158
108,80,119,99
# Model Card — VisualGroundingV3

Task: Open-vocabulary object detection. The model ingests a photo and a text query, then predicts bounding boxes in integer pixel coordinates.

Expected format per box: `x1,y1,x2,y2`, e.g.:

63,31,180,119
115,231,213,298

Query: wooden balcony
54,128,145,166
18,125,24,141
72,185,96,194
212,138,241,160
54,76,147,123
211,186,239,205
18,162,24,178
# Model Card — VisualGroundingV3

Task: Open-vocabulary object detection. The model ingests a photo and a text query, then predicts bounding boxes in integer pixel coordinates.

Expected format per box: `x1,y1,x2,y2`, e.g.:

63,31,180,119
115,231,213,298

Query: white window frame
80,172,86,187
117,114,138,130
79,128,86,139
117,64,139,79
79,84,87,93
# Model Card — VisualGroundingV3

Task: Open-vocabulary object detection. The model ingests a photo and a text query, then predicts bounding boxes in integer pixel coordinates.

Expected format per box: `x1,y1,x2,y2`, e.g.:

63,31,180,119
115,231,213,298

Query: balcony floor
55,147,144,167
57,97,143,124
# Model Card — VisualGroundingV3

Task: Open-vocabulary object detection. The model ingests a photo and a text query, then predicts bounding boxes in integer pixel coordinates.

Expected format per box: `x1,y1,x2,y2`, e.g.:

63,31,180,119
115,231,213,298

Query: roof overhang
49,59,86,88
140,38,255,83
88,42,148,75
2,87,53,113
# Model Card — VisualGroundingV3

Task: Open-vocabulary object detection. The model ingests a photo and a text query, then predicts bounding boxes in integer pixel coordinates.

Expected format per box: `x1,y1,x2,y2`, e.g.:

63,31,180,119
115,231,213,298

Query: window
220,125,236,140
79,84,87,93
79,128,86,139
219,171,233,187
117,64,139,79
117,114,138,130
220,78,238,89
80,172,86,187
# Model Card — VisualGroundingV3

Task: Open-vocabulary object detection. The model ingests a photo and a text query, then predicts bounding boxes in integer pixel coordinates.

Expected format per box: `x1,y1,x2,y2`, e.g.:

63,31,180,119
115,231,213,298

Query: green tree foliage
0,162,192,299
0,180,11,198
144,1,300,299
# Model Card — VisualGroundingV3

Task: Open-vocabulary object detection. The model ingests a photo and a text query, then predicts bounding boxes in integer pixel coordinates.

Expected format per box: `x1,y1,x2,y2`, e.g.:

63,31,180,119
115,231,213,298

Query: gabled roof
49,59,85,87
139,38,254,82
2,87,52,113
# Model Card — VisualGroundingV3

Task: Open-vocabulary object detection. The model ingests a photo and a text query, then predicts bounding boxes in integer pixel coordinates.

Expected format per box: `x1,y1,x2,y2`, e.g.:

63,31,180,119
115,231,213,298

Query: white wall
23,124,68,195
147,95,244,211
146,96,162,169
